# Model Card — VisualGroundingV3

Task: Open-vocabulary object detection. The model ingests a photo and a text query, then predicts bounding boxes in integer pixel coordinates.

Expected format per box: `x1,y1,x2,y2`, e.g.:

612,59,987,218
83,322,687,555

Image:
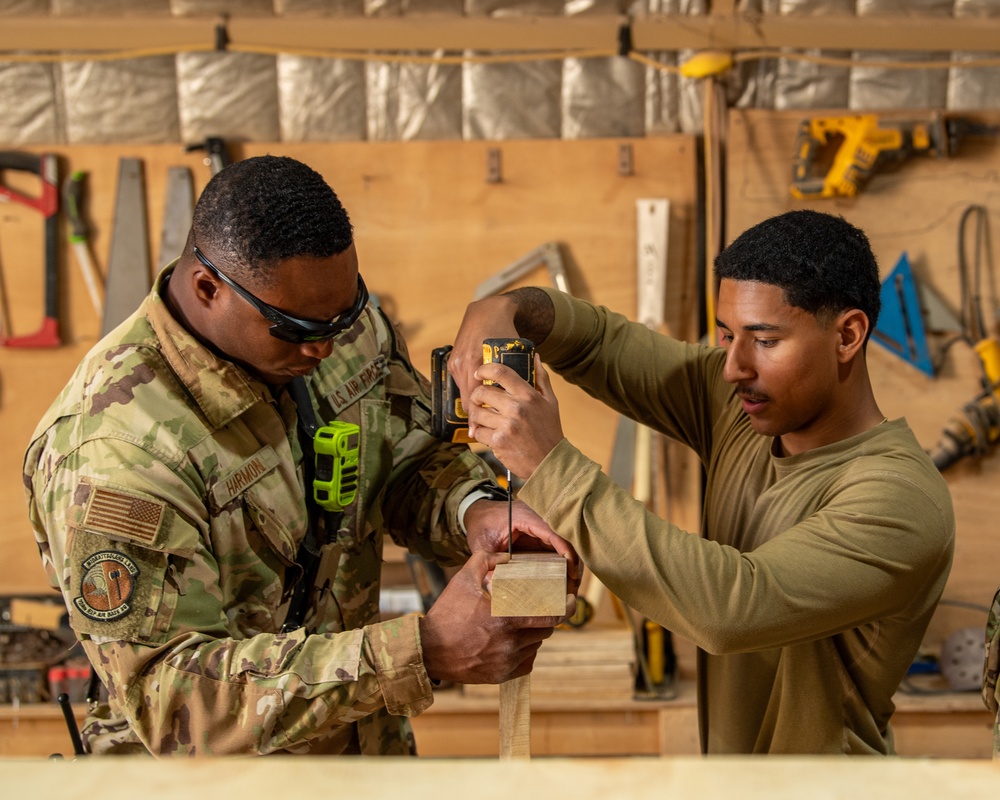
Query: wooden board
490,552,568,758
0,137,699,595
726,109,1000,646
2,681,991,759
4,750,1000,796
498,674,531,760
463,625,637,701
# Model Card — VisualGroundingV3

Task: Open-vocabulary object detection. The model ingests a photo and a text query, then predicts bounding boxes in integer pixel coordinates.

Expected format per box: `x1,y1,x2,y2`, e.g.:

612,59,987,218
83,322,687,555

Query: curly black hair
191,155,353,285
714,210,881,334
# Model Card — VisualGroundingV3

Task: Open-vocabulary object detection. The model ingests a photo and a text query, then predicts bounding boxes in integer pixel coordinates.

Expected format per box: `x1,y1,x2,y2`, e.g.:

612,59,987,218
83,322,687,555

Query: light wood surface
1,751,999,798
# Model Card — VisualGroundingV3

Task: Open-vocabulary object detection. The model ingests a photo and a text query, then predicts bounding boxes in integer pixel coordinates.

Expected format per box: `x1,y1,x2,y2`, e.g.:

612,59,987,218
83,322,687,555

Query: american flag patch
84,486,164,543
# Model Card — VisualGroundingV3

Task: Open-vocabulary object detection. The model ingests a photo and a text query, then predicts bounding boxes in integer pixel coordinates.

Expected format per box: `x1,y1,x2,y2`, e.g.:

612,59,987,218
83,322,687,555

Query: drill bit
507,468,513,556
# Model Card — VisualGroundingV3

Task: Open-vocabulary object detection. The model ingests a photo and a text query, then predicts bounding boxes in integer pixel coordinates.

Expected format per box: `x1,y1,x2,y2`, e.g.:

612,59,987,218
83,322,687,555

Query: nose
722,339,755,384
299,338,335,359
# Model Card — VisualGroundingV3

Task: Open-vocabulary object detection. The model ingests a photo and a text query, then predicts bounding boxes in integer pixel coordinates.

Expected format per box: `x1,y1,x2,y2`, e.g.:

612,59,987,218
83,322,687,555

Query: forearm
381,426,491,564
521,440,953,655
86,614,432,755
505,286,555,346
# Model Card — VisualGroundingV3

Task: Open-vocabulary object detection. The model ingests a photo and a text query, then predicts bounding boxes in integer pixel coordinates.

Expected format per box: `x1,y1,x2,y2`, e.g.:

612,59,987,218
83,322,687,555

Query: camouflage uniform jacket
23,266,492,756
985,584,1000,759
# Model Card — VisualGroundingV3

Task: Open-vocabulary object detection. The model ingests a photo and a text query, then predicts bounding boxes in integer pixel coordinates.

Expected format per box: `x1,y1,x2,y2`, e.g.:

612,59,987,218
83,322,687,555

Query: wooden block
499,674,531,760
491,553,567,618
9,598,65,631
490,553,568,760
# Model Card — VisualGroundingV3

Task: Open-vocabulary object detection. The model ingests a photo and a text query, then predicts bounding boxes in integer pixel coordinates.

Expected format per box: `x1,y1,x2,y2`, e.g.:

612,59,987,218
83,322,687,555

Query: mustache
736,387,769,403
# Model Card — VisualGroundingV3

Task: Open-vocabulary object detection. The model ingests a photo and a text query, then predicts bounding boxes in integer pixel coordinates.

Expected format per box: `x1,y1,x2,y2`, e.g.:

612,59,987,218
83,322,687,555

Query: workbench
1,753,998,799
1,681,992,759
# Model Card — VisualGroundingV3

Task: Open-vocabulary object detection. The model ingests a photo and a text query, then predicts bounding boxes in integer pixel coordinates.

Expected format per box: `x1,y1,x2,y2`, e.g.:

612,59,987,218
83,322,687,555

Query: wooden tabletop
0,754,998,798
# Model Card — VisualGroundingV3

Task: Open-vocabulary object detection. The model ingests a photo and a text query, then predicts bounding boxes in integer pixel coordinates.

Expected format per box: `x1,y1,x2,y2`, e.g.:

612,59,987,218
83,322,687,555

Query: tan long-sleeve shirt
519,288,955,754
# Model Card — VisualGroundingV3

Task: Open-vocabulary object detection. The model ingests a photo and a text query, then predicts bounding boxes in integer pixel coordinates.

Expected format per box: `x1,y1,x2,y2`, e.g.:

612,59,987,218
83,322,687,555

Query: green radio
313,421,360,512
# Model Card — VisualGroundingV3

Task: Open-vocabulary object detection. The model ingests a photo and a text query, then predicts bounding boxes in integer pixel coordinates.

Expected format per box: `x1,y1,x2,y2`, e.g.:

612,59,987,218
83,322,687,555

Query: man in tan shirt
449,210,955,754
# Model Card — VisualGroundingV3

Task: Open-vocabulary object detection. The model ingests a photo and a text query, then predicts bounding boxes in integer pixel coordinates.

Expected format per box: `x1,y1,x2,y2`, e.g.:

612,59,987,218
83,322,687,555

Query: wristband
457,481,509,534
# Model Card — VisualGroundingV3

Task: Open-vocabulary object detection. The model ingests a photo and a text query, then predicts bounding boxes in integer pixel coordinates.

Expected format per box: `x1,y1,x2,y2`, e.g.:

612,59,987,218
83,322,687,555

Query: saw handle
64,170,89,241
0,151,61,348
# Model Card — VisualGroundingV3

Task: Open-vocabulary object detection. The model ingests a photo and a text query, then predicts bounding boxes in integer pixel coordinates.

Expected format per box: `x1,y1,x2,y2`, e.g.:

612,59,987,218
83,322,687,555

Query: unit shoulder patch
74,550,140,621
68,529,168,640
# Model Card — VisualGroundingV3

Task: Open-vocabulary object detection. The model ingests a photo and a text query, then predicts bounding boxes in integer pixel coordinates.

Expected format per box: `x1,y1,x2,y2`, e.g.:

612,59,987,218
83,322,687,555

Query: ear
835,308,870,363
189,262,222,310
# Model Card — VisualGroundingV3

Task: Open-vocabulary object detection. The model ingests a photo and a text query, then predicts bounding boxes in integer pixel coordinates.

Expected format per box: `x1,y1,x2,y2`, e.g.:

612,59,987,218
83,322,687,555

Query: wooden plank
891,710,995,760
498,675,531,760
6,14,1000,55
460,626,638,702
491,553,568,759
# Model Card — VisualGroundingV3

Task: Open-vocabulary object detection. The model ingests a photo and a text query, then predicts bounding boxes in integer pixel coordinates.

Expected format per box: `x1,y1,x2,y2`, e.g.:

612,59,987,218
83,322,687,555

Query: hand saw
0,151,61,348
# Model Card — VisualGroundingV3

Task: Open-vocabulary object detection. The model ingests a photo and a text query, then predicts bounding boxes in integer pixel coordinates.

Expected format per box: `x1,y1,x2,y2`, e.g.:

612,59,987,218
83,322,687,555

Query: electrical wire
927,204,1000,470
0,44,620,66
731,50,1000,72
958,204,1000,402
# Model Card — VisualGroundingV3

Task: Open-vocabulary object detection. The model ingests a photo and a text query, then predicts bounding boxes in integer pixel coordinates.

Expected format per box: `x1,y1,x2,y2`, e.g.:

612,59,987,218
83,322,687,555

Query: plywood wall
6,122,989,668
0,137,699,594
727,109,1000,646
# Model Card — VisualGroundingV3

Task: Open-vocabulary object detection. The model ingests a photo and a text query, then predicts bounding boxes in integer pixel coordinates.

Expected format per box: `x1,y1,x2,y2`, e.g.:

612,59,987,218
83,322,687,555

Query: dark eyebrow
715,318,785,333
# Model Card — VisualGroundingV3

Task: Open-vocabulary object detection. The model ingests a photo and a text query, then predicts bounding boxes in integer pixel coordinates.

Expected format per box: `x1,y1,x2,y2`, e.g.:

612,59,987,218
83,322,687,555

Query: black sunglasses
193,246,369,344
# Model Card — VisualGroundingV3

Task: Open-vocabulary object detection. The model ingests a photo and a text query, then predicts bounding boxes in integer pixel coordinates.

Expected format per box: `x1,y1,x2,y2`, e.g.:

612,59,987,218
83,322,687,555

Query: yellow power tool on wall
789,113,997,200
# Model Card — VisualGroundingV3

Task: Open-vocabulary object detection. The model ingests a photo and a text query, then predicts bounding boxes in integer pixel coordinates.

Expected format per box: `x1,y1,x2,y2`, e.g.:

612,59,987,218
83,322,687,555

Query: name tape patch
211,446,280,508
326,355,388,413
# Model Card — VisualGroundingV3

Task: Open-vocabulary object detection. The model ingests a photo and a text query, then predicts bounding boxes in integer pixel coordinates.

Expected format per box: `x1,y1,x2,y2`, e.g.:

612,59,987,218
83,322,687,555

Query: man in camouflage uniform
985,585,999,759
23,155,574,756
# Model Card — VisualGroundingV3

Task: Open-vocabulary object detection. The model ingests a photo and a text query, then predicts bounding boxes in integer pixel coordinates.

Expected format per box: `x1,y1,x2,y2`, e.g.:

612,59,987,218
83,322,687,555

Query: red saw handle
0,151,61,348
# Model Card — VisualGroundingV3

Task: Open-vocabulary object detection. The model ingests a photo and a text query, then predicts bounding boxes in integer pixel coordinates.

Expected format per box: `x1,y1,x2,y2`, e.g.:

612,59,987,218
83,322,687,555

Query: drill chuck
929,336,1000,471
929,394,1000,471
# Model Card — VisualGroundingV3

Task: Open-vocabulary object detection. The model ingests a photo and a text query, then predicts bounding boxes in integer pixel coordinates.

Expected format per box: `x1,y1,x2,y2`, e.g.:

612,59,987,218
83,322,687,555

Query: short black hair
191,155,353,284
714,210,881,333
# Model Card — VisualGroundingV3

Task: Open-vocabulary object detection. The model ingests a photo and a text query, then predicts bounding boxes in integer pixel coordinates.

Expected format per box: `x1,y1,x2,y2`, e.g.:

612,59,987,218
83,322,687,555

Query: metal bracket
618,143,634,177
472,241,569,300
487,147,503,184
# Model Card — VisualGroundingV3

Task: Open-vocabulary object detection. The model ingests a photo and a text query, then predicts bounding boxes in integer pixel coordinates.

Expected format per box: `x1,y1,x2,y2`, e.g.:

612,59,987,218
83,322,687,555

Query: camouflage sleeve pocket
67,529,168,641
985,585,999,714
66,481,192,642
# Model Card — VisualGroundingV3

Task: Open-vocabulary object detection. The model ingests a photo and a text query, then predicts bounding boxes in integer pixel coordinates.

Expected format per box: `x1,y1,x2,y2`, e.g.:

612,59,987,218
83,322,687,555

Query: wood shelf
0,680,992,759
